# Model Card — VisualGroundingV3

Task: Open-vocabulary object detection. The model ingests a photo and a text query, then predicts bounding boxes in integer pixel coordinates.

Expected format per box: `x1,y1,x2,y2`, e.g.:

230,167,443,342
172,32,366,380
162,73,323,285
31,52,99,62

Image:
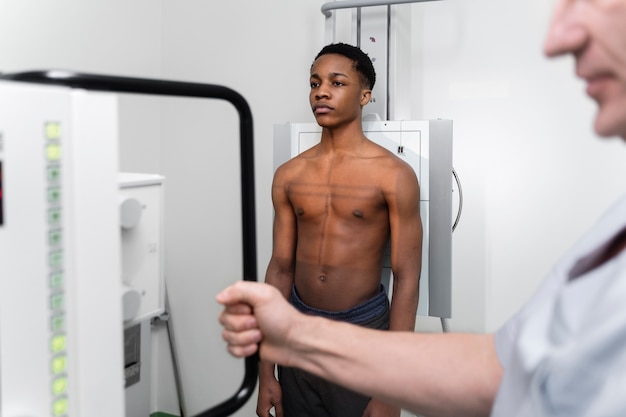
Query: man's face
545,0,626,139
309,53,371,129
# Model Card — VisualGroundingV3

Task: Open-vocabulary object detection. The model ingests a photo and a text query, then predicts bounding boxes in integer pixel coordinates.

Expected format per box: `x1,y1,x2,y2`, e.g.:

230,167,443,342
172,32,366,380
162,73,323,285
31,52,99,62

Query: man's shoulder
273,150,316,183
366,143,416,173
365,140,406,162
278,151,311,170
366,147,420,190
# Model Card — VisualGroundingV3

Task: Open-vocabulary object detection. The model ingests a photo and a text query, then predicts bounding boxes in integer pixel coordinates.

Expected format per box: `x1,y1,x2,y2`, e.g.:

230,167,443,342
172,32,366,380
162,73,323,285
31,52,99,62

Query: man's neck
319,121,367,151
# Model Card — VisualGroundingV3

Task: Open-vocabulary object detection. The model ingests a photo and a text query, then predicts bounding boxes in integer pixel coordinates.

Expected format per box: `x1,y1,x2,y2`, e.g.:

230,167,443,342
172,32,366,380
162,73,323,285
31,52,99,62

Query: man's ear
361,89,372,106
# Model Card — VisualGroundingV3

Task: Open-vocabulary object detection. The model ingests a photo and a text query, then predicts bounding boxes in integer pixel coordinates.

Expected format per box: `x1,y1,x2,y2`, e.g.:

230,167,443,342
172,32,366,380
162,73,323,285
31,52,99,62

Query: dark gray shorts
278,285,390,417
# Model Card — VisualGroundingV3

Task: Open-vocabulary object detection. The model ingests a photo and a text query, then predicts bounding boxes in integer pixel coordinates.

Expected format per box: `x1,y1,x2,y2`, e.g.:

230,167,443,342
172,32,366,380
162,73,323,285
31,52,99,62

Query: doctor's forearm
280,316,501,417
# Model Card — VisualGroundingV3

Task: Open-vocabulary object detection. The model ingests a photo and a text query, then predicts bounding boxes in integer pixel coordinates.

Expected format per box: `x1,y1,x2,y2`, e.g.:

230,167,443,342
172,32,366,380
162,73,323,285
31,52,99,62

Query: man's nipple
352,209,364,218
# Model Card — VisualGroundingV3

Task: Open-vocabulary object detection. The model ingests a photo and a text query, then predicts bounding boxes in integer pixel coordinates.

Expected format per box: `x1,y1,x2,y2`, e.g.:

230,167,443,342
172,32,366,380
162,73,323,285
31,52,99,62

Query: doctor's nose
544,0,587,58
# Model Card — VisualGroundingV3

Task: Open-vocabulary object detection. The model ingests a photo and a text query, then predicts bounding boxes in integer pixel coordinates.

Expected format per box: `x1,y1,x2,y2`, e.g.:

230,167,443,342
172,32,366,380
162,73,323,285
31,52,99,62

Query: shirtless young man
258,43,422,417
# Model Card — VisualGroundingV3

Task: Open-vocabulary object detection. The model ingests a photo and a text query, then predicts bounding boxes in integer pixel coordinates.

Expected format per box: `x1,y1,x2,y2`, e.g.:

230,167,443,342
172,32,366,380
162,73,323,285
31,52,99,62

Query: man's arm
257,168,297,417
366,162,422,416
386,162,422,332
218,282,503,417
265,166,297,298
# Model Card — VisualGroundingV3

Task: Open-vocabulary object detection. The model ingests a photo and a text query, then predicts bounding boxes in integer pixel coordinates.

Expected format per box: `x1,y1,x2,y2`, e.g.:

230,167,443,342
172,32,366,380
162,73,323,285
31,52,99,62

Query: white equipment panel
118,172,165,417
274,120,453,318
119,172,165,325
0,81,125,417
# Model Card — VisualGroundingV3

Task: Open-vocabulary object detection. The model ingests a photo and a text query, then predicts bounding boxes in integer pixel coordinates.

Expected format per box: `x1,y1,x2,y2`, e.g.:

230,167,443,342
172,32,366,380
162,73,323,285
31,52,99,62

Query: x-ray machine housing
0,80,125,417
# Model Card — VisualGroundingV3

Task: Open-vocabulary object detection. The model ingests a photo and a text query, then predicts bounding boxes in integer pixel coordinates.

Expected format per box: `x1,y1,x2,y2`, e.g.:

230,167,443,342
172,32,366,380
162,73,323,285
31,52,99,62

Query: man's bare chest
286,180,387,222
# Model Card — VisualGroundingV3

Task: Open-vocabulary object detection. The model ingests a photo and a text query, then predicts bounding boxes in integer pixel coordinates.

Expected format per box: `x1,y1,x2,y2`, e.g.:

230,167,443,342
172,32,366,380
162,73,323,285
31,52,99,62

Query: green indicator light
51,315,65,331
50,272,64,289
48,208,62,225
52,377,68,395
49,230,62,247
51,356,67,374
52,396,68,416
51,335,66,353
48,187,61,204
46,123,61,140
46,143,61,161
49,251,63,268
50,294,64,311
47,165,61,182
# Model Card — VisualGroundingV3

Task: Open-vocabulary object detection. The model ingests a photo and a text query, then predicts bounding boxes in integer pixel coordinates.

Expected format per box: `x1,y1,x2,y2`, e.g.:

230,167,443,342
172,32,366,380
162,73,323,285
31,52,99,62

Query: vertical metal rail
0,70,258,417
323,0,444,119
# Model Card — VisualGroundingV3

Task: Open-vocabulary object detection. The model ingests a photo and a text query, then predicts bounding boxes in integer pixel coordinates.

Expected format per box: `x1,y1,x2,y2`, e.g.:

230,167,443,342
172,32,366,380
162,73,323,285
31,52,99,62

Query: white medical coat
492,193,626,416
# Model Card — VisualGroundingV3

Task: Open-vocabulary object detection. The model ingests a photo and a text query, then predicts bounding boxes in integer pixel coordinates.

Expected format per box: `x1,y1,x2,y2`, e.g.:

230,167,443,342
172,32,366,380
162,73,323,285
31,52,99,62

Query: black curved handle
0,70,258,417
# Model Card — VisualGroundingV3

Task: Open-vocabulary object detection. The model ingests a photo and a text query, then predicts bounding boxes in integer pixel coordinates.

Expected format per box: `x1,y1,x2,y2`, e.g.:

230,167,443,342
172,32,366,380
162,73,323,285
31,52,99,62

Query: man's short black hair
313,43,376,90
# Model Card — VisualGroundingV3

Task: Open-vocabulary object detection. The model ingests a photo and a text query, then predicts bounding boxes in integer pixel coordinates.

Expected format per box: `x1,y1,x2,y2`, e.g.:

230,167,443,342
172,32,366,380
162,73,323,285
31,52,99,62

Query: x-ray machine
0,72,257,417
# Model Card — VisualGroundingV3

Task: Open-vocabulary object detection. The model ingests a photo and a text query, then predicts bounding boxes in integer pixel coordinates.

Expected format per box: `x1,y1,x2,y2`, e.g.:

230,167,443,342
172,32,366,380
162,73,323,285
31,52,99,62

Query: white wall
3,0,626,416
411,0,626,331
0,2,163,76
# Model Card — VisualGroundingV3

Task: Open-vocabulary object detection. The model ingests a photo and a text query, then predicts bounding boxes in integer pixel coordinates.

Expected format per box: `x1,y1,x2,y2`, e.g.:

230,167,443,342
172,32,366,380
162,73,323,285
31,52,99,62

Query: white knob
121,284,141,321
119,196,143,229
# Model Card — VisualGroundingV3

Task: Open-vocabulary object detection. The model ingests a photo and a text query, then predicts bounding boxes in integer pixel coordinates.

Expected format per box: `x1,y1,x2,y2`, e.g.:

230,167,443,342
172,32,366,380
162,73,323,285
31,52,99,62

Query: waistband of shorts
289,284,389,325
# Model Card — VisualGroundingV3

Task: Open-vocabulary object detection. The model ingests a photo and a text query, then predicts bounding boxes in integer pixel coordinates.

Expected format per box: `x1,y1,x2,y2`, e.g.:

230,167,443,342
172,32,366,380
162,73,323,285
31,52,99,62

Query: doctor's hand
217,281,300,364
